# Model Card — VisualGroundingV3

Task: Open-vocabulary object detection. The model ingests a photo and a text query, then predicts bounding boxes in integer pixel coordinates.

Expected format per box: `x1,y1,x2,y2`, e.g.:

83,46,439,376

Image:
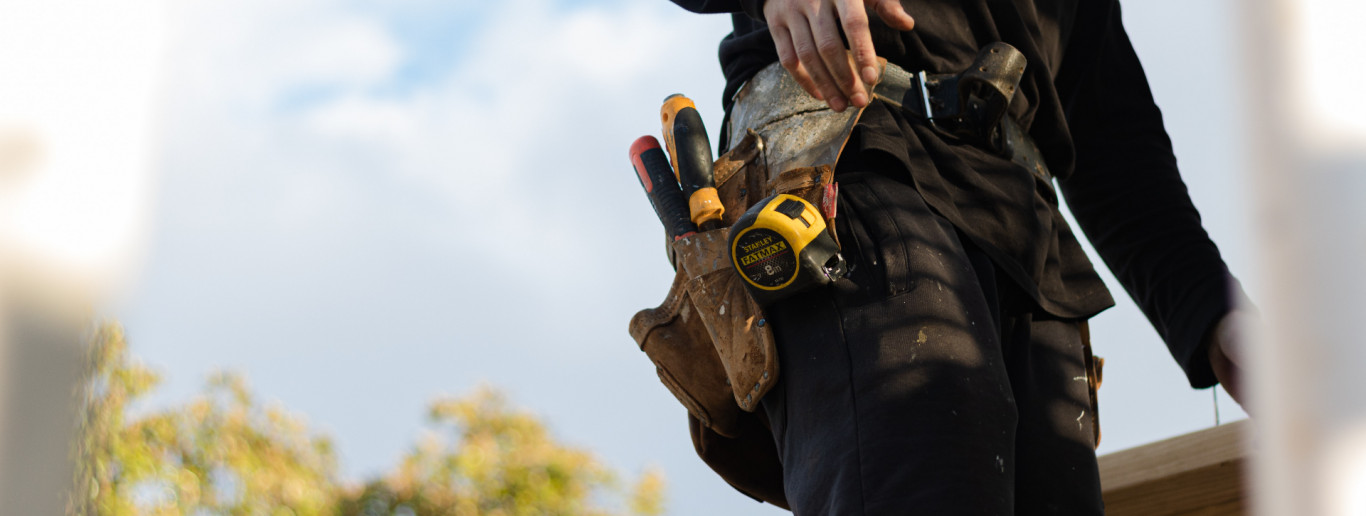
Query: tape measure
730,194,847,306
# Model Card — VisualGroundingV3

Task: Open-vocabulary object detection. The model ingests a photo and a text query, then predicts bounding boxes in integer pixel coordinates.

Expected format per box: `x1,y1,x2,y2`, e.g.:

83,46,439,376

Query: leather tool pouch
627,62,866,507
626,131,839,434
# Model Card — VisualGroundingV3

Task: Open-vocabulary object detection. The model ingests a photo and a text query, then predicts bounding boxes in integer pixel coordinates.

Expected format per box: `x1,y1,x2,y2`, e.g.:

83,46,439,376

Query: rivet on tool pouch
730,194,846,306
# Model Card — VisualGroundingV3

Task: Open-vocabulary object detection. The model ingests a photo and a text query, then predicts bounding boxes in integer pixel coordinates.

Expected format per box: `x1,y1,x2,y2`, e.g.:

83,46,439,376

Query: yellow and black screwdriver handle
730,194,847,306
660,94,724,231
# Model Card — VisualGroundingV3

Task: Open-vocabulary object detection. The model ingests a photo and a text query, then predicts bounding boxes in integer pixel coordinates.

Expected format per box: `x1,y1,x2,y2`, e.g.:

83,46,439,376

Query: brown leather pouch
627,127,845,423
628,132,783,437
627,60,875,507
627,133,824,509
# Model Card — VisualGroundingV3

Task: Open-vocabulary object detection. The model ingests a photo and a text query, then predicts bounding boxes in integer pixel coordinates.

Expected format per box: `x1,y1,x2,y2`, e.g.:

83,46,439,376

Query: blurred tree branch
69,322,664,516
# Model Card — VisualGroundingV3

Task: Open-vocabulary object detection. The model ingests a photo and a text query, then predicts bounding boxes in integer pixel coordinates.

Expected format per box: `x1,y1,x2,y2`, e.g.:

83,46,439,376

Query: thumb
1213,311,1254,367
869,0,915,31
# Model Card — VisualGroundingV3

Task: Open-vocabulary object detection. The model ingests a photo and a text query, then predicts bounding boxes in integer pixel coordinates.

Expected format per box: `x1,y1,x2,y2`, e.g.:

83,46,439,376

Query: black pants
760,170,1103,515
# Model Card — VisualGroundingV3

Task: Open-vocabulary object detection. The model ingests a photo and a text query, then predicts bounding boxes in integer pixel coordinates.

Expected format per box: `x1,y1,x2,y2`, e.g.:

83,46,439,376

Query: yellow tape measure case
730,194,846,306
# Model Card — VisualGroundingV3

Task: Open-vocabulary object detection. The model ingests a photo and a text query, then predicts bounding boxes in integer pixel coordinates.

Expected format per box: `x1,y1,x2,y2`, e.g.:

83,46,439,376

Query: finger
810,3,862,109
1217,363,1245,408
771,25,823,101
790,20,847,111
1208,339,1248,409
1224,382,1245,408
870,0,915,31
835,0,880,88
812,2,861,101
1216,311,1252,367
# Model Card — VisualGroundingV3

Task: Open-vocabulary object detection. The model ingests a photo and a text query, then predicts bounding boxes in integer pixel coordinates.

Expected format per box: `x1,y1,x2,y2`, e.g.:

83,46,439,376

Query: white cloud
168,0,401,112
161,0,731,286
142,3,742,506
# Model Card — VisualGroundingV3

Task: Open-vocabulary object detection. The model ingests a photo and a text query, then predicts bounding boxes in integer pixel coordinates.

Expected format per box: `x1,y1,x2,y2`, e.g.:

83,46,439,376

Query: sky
85,0,1259,514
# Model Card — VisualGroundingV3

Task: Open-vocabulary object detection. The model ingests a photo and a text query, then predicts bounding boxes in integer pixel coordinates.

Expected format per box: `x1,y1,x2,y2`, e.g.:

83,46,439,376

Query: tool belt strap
729,42,1052,183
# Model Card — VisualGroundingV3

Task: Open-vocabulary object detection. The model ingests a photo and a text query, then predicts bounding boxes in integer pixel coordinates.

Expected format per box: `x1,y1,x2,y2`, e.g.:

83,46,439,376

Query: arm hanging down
1058,2,1248,403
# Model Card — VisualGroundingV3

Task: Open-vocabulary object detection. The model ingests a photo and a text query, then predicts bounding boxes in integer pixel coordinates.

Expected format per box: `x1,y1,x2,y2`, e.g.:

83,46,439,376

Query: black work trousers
760,166,1104,515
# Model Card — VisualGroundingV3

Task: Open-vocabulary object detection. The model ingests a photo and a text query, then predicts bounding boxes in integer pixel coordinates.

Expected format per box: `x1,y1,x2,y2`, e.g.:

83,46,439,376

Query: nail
830,96,847,112
851,91,868,107
862,66,878,84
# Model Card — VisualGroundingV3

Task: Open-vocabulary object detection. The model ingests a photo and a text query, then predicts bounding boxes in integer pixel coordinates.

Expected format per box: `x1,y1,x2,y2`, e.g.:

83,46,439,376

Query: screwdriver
660,94,723,231
629,135,697,241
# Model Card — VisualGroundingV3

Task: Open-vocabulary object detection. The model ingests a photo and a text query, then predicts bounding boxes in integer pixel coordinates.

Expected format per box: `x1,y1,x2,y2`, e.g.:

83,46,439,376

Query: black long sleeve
1058,3,1235,388
669,0,765,22
669,1,775,107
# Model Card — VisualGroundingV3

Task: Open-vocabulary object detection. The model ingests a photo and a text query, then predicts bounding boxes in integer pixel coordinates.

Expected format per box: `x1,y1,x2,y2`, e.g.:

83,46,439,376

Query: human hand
1208,310,1252,410
763,0,915,112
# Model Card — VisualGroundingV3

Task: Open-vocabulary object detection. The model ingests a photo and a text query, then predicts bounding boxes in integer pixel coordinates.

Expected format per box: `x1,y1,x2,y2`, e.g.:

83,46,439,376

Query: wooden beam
1099,420,1250,515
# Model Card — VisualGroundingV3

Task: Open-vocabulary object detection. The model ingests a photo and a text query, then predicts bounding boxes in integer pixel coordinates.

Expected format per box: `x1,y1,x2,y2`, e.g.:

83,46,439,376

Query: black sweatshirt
669,0,1239,388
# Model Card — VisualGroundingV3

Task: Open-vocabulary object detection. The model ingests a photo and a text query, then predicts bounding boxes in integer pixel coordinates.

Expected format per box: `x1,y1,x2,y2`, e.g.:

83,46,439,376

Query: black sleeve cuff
739,0,767,22
1171,274,1249,388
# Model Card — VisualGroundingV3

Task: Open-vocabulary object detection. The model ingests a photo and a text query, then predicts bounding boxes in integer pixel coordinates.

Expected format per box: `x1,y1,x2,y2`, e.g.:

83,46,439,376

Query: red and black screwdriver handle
630,135,698,241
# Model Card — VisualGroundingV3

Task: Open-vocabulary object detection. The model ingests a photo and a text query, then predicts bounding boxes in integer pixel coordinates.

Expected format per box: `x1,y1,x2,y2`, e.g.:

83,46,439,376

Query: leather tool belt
728,42,1049,182
628,43,1075,508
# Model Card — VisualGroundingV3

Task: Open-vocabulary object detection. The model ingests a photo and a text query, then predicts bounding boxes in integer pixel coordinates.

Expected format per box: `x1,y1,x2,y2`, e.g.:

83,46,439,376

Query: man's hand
1208,310,1252,410
763,0,915,112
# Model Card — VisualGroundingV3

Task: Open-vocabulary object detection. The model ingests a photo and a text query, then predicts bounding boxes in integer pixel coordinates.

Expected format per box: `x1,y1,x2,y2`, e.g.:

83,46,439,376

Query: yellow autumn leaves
70,324,664,516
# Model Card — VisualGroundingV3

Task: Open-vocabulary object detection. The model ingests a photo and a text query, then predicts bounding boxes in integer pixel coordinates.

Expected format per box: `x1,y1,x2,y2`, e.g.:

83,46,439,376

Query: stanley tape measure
730,194,847,306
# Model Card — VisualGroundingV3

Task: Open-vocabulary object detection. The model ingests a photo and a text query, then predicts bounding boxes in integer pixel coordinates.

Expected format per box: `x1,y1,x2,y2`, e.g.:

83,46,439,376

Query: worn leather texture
627,270,741,435
631,134,783,423
675,229,778,414
628,62,878,508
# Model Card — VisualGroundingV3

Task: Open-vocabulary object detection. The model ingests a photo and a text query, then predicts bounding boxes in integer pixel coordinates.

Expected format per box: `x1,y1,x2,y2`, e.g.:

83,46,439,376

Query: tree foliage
337,387,663,516
70,323,664,516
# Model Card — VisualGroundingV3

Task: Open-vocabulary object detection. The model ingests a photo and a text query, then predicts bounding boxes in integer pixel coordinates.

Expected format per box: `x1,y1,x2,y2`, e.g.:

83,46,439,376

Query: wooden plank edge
1099,419,1250,493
